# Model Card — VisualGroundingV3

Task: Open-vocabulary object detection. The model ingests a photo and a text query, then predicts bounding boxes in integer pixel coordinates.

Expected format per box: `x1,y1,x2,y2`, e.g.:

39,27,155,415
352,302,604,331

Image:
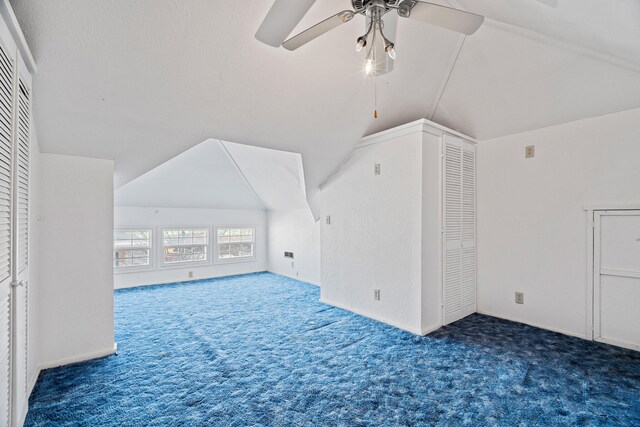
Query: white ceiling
11,0,640,206
222,141,309,211
115,139,309,211
114,139,263,209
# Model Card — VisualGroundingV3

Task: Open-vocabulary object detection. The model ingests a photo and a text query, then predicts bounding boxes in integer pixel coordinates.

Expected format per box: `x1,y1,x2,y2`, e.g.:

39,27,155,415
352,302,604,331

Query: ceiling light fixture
356,0,396,75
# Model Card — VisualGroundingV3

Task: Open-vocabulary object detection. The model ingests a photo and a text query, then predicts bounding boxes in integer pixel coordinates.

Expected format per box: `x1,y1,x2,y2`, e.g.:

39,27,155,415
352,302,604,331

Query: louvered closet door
11,60,30,425
443,135,476,325
0,20,15,427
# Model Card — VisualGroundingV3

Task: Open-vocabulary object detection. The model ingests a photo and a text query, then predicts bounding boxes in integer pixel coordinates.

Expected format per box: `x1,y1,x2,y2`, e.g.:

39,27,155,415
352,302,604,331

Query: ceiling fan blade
282,10,356,51
255,0,317,47
535,0,558,7
397,1,484,35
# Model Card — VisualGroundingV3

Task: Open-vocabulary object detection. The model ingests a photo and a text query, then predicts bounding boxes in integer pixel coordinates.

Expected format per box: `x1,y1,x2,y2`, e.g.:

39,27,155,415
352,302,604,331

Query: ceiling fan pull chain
373,17,378,119
374,75,378,119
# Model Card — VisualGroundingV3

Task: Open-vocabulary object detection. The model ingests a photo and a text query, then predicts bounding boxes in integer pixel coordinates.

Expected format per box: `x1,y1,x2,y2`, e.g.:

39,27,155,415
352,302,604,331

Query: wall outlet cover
374,289,381,301
525,145,535,158
515,292,524,304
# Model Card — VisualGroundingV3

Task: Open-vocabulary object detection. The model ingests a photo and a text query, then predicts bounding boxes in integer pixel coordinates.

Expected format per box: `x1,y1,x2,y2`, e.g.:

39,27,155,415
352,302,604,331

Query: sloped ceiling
114,139,264,209
222,141,309,211
11,0,640,205
115,139,310,211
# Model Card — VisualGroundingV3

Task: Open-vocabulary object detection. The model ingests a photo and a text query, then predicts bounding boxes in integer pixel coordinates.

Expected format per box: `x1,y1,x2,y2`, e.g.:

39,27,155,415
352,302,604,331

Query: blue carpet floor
26,272,640,426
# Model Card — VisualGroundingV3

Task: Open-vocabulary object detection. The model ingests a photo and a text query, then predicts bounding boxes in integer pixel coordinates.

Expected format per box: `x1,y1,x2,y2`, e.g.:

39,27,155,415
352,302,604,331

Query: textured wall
321,132,424,333
39,154,115,367
477,107,640,338
267,209,320,285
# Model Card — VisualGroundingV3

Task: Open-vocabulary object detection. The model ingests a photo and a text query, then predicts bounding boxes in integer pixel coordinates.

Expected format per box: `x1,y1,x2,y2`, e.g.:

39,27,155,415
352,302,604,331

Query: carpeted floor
26,272,640,426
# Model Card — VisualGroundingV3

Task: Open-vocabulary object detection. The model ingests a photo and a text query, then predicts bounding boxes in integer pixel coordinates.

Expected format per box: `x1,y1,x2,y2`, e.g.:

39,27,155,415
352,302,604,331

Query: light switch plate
525,145,535,158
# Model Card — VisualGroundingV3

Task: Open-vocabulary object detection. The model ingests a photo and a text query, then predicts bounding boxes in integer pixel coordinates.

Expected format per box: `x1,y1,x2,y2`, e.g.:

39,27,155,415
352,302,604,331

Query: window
162,228,209,265
216,227,255,261
114,229,152,269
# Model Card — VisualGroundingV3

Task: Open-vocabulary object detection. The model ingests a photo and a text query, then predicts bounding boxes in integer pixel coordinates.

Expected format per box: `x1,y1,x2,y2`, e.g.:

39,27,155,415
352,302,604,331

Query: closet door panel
0,18,14,427
11,60,31,425
443,136,476,325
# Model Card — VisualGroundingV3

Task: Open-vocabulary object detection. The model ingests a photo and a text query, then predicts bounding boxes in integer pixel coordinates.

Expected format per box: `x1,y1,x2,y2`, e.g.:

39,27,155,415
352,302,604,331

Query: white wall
27,130,41,392
420,132,444,333
39,154,115,367
321,131,425,334
267,209,320,285
114,207,267,289
477,107,640,338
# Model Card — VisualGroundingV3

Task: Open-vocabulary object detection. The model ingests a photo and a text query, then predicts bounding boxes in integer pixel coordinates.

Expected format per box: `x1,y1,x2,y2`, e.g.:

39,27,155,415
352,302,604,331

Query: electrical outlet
515,292,524,304
326,215,331,225
188,271,194,279
290,261,294,268
374,289,381,301
374,163,381,175
525,145,535,158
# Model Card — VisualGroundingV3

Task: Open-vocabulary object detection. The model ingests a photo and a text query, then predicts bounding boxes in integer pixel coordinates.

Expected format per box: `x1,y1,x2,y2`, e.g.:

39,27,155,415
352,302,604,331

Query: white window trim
113,227,154,274
160,225,212,268
214,225,257,265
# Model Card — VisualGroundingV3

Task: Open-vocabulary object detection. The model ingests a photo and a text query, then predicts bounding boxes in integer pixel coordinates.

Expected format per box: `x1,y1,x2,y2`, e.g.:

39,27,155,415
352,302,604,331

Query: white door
442,135,476,325
593,210,640,351
10,59,30,426
0,17,16,427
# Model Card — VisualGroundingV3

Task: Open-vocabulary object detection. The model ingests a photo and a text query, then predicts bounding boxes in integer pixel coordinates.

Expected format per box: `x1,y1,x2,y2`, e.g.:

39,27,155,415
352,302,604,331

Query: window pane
162,242,208,264
218,242,254,260
114,229,152,268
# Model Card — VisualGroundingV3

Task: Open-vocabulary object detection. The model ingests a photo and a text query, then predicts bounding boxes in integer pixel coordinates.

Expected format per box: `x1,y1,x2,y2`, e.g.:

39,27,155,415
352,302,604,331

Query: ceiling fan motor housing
351,0,399,12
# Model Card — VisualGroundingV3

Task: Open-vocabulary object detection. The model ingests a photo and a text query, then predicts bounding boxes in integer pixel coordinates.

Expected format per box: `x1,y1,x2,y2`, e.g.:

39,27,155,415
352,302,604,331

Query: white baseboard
267,271,321,287
478,310,588,340
115,271,267,290
420,323,442,336
39,343,118,370
319,297,424,336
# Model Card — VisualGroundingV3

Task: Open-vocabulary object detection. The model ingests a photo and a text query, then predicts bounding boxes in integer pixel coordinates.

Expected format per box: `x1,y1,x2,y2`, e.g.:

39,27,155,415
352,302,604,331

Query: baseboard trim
420,323,442,336
267,271,321,287
115,271,268,291
319,297,423,336
39,343,118,370
477,310,588,340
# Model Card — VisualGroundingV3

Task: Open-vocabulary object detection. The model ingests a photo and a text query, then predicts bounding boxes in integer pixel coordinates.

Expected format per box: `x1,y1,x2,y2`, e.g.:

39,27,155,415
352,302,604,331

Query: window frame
113,227,154,273
214,225,257,264
160,226,212,268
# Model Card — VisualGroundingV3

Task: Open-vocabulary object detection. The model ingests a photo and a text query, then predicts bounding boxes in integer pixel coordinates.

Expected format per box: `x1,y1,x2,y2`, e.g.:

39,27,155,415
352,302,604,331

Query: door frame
585,204,640,350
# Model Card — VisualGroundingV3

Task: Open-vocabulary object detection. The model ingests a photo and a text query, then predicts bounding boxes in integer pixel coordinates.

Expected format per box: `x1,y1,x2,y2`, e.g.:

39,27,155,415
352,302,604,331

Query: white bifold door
0,14,32,427
443,135,476,325
593,210,640,351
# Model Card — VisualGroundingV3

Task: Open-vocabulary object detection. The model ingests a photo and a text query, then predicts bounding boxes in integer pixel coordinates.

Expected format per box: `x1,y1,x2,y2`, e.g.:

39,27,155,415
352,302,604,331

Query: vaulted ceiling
11,0,640,209
115,139,309,211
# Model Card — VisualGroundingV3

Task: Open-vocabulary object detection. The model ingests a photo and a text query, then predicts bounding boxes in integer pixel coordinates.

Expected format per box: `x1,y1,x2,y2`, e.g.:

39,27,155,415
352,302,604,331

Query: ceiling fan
256,0,484,75
255,0,557,77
